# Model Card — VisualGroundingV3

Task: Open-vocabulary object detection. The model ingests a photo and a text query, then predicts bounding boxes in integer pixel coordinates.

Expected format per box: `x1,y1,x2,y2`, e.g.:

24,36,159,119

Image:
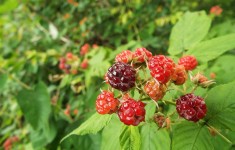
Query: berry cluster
58,43,98,74
96,48,211,126
59,52,79,74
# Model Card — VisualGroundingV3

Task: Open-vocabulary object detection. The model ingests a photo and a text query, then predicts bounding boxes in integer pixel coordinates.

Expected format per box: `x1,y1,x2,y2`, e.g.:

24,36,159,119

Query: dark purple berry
176,93,207,122
107,62,136,92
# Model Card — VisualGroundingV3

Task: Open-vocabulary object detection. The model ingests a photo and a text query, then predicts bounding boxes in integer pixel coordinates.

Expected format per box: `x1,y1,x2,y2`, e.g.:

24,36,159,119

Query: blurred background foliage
1,0,235,149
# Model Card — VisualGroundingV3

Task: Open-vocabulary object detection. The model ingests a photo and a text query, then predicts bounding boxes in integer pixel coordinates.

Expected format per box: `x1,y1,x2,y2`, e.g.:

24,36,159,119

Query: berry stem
140,97,151,101
172,85,185,94
163,100,176,106
191,85,198,93
206,123,232,144
151,99,159,109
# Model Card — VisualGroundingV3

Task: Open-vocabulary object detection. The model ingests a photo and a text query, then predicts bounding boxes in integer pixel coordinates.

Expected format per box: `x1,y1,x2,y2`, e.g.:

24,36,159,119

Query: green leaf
205,80,235,131
101,115,122,150
172,121,213,150
0,0,18,13
145,102,156,121
16,82,51,129
30,118,57,149
187,34,235,63
0,73,7,90
141,123,170,150
168,11,211,55
208,55,235,84
119,125,141,150
59,74,72,88
61,134,101,150
62,113,112,142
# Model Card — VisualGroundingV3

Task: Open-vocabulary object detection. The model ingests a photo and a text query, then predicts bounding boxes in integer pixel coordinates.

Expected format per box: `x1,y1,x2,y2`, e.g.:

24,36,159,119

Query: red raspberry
118,98,146,126
80,43,90,56
148,55,175,84
210,5,223,16
144,79,166,101
133,48,152,63
96,91,119,114
115,50,133,63
171,65,187,85
66,52,73,59
3,138,12,149
80,59,89,69
59,63,65,70
176,93,207,122
107,62,136,92
178,55,198,71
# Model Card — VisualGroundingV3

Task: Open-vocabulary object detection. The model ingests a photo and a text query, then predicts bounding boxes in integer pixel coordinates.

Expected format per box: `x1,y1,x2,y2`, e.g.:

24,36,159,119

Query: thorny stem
0,68,31,90
205,123,232,144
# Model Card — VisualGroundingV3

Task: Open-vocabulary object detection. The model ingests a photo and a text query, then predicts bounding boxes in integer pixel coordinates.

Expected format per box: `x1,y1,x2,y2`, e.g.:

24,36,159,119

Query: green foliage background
1,0,235,149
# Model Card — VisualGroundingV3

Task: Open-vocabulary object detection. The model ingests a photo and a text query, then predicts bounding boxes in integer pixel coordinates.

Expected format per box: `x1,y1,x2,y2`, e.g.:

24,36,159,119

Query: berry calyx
178,55,198,71
176,93,207,122
118,98,146,126
148,55,175,84
115,50,133,63
96,91,119,114
133,48,152,63
191,73,214,88
171,65,187,85
144,79,166,101
107,62,136,92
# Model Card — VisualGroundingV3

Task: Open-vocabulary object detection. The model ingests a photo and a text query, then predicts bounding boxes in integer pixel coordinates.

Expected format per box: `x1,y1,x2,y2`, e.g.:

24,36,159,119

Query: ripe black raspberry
107,62,136,92
176,93,207,122
118,98,146,126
